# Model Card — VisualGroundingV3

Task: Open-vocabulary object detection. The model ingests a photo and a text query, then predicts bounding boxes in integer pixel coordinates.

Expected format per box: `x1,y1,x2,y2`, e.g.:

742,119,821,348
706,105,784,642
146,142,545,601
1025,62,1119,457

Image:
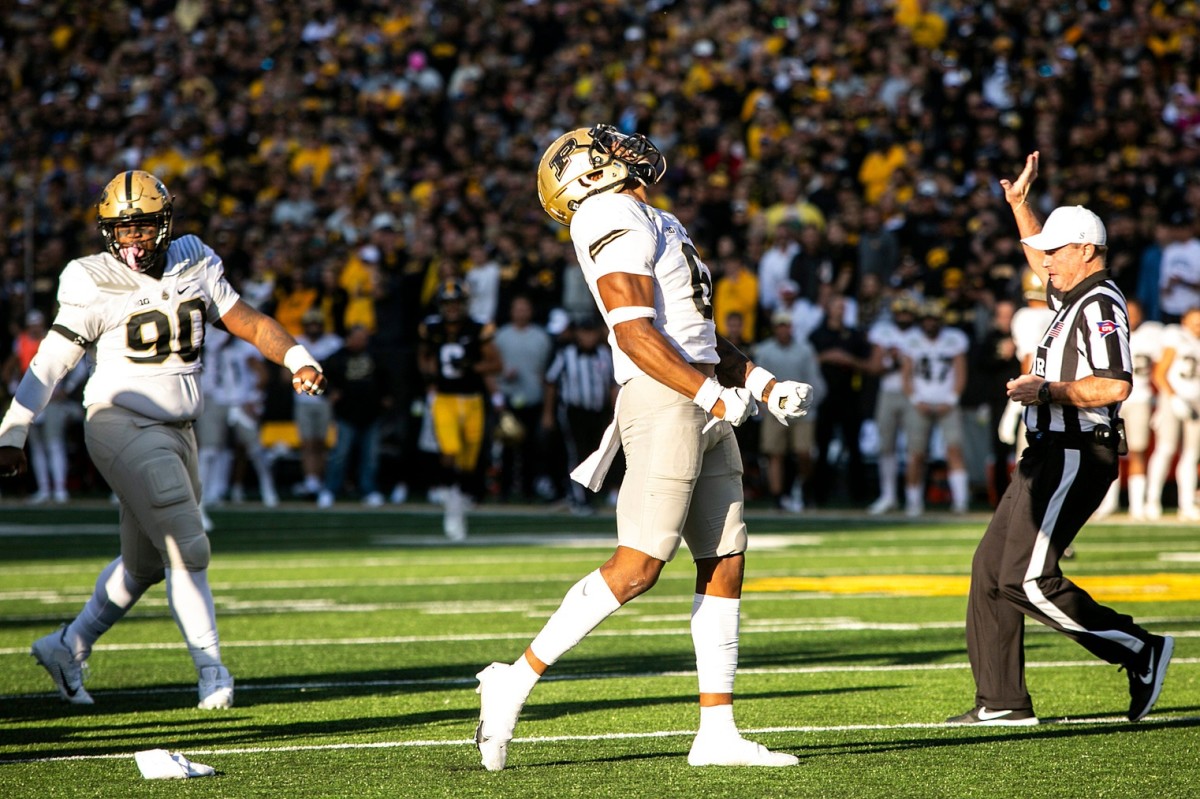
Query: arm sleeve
0,331,87,447
1081,298,1133,382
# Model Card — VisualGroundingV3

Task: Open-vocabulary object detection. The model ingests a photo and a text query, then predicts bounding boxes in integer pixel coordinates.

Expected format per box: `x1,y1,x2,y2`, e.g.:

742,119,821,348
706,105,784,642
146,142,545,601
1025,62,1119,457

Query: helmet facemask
537,124,667,225
97,171,174,273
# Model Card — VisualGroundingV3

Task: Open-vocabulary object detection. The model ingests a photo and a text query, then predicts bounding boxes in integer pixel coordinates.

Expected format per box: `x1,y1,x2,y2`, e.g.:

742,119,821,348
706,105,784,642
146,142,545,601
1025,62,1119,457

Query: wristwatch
1037,381,1051,405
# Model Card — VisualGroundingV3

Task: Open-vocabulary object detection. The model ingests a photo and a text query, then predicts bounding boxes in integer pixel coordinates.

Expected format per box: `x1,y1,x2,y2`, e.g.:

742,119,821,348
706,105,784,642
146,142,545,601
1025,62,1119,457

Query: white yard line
3,711,1197,766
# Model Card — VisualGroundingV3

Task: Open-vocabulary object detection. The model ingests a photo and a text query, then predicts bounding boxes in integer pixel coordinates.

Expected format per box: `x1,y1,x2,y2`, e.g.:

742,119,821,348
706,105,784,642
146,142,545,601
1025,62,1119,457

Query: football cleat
197,665,234,709
687,733,798,767
31,626,93,705
475,662,526,771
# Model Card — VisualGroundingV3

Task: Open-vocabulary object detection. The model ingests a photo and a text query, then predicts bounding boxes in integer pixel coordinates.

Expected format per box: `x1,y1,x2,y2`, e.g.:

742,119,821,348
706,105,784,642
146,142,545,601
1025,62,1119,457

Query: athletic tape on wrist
692,377,723,412
283,344,323,374
745,366,775,400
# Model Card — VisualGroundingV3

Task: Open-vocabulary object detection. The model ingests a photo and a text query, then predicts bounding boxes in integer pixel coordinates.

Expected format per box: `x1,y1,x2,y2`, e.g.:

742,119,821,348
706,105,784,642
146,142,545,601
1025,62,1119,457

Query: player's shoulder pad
165,235,218,276
56,256,114,305
572,193,652,256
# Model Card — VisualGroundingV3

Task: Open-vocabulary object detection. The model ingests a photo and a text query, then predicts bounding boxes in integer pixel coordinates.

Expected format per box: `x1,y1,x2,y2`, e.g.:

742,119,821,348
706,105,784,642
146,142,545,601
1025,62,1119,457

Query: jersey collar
1053,267,1113,306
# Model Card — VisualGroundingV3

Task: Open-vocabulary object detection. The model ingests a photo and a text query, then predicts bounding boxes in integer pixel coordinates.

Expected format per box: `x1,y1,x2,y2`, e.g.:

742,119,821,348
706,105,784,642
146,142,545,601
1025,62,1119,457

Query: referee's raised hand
1000,151,1039,206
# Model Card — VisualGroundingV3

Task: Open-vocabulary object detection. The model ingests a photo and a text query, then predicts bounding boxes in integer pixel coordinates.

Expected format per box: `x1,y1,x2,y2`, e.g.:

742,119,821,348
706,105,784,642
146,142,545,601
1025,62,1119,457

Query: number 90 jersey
570,192,717,385
53,235,241,422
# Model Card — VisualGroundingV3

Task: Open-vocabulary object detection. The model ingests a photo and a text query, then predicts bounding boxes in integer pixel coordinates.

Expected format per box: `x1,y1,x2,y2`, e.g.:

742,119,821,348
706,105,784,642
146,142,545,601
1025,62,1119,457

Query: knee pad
169,523,212,572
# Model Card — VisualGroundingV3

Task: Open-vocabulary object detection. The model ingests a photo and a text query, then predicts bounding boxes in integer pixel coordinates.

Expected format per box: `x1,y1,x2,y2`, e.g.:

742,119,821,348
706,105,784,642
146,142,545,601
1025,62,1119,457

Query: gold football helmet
1020,267,1046,302
97,170,174,272
536,124,666,226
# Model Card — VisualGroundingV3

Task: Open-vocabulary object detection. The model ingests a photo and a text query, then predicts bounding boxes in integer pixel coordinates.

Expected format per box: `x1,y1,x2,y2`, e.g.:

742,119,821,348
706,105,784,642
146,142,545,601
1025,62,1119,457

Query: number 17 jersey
52,235,241,422
569,192,717,386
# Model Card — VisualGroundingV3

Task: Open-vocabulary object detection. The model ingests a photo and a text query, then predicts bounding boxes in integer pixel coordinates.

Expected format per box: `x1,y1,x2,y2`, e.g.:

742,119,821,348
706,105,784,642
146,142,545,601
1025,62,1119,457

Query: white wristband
745,366,775,400
283,344,323,374
692,377,723,412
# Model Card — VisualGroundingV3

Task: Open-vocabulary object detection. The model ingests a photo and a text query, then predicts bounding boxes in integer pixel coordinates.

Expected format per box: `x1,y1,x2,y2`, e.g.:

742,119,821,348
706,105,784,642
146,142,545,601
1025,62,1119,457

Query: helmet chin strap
118,245,146,271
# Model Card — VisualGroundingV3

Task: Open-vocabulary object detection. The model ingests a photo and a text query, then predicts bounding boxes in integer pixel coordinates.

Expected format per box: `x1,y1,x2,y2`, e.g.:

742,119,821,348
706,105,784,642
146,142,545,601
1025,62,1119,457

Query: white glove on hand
718,386,758,427
765,380,813,426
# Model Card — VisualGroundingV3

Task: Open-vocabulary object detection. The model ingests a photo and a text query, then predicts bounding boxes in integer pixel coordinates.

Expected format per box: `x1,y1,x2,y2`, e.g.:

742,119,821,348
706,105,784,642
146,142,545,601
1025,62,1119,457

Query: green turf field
0,503,1196,798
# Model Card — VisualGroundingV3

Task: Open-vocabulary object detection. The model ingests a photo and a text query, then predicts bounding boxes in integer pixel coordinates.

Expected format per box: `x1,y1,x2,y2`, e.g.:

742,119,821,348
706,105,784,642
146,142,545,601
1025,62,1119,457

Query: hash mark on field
4,714,1198,766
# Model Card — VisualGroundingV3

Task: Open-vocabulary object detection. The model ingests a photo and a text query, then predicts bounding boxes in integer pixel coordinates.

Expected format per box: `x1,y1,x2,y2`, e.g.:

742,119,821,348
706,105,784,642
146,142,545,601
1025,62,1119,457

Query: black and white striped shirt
545,344,615,412
1026,271,1132,434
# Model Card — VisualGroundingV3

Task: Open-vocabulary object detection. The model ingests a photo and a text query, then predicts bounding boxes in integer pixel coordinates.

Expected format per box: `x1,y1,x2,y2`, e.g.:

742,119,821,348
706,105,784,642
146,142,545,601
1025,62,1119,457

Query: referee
947,152,1173,727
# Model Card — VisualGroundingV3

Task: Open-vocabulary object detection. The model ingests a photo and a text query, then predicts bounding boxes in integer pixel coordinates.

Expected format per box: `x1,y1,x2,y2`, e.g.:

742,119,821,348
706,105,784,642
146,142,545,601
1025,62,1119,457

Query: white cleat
444,487,468,541
197,665,234,709
687,733,798,767
475,662,525,771
31,627,93,705
867,496,895,515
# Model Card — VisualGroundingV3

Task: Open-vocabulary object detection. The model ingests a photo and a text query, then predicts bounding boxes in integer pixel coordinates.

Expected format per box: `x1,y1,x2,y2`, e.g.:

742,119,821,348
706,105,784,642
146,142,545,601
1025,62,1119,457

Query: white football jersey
53,235,241,421
868,319,911,394
902,326,969,405
1160,323,1200,403
1011,305,1056,364
1128,321,1164,404
569,192,717,385
213,337,265,406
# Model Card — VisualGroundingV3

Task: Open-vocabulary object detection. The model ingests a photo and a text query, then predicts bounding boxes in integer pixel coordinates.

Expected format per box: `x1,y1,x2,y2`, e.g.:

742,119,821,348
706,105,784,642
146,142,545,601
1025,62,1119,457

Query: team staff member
0,171,326,709
475,124,813,771
947,153,1173,727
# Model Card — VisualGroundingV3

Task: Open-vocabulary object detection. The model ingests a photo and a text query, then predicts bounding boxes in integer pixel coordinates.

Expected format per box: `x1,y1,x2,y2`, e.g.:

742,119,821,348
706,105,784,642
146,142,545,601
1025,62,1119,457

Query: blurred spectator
713,244,758,343
318,325,393,509
1158,211,1200,325
752,312,826,511
493,295,553,502
291,308,344,498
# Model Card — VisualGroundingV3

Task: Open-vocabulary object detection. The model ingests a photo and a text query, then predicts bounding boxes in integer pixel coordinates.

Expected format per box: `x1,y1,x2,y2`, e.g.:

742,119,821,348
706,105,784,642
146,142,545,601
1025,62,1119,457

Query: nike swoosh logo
55,665,80,697
1137,669,1154,685
976,708,1014,720
177,287,189,294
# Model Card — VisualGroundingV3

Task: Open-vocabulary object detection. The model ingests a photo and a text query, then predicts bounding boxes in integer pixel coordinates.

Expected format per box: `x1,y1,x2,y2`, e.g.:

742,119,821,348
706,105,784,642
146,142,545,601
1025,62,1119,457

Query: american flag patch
1048,320,1066,338
1096,319,1121,337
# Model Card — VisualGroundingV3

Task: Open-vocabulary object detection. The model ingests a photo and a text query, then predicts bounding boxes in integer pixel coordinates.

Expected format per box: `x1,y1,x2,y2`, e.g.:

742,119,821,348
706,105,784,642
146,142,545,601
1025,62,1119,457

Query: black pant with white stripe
966,438,1153,712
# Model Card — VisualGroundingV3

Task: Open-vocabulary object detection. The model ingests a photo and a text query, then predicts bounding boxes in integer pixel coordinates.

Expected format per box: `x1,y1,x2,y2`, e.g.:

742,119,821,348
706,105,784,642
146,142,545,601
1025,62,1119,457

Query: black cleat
1126,635,1174,722
945,706,1039,726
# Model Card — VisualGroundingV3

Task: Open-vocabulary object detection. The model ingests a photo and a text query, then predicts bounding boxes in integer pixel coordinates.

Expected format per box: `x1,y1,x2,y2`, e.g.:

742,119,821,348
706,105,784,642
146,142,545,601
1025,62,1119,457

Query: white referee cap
1021,205,1107,251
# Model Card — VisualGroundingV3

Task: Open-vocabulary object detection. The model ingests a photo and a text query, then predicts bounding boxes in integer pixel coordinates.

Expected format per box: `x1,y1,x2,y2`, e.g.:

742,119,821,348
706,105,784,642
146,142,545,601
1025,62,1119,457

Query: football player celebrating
1145,308,1200,521
473,125,812,771
0,171,327,708
417,278,503,540
900,299,970,516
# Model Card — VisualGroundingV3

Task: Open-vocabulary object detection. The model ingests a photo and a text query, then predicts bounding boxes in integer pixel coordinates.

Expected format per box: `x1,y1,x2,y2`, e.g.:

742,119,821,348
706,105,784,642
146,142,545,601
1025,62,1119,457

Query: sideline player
900,299,970,516
418,279,502,539
0,171,327,708
948,152,1171,726
866,293,917,514
1145,308,1200,521
473,125,812,771
1122,301,1162,520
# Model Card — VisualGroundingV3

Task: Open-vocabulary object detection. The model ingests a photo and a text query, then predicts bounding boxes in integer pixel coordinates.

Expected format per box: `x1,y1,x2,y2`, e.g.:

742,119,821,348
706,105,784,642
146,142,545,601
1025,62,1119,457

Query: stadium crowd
1,0,1199,515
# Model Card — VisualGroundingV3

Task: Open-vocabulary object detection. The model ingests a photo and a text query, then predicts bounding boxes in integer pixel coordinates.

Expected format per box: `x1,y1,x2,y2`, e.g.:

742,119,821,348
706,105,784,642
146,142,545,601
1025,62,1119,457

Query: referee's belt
1026,424,1120,451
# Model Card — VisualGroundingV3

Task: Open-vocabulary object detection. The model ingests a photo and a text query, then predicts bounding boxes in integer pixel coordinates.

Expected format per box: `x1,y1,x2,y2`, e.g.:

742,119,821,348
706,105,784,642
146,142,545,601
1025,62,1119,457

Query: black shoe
1126,634,1174,721
945,706,1039,726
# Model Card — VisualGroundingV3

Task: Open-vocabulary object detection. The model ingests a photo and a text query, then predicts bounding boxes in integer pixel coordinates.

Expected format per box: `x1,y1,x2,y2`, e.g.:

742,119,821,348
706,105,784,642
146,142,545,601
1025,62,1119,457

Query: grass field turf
0,503,1197,798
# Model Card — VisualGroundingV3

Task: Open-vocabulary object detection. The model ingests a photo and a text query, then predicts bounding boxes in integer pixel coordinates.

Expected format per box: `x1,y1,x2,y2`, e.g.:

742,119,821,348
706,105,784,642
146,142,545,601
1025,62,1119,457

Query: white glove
764,380,813,426
693,378,757,428
997,399,1023,445
1170,394,1200,421
134,749,216,780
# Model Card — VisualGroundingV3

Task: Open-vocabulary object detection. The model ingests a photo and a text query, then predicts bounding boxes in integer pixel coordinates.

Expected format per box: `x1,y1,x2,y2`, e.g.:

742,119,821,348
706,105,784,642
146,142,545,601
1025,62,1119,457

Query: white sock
905,484,923,510
691,594,739,694
949,469,969,510
165,568,223,672
29,437,49,495
1128,474,1147,516
528,569,621,667
507,654,541,698
63,558,149,660
1099,480,1120,511
698,702,738,738
1177,451,1199,511
877,454,897,502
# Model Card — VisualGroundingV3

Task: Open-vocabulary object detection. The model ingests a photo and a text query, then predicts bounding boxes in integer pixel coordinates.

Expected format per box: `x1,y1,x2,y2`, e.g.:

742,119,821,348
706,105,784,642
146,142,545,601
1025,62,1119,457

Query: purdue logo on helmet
97,170,174,273
536,124,666,226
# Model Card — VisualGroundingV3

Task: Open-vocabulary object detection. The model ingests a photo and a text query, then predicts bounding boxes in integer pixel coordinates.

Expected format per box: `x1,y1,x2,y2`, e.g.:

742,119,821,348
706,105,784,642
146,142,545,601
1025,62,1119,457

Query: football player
865,292,918,514
0,171,327,708
900,299,970,515
1121,300,1162,520
998,269,1056,454
1145,308,1200,521
473,124,811,772
417,278,502,539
